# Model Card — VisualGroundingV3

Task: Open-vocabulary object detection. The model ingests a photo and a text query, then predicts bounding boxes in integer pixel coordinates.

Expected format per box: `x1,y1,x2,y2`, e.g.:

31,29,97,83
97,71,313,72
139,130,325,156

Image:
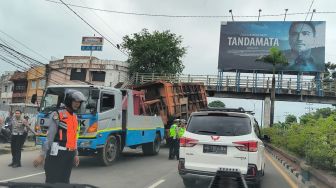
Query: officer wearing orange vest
33,89,86,183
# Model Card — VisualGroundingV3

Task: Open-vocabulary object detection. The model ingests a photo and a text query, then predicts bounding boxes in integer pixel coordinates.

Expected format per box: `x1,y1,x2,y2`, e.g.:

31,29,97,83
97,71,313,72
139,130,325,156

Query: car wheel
182,178,196,188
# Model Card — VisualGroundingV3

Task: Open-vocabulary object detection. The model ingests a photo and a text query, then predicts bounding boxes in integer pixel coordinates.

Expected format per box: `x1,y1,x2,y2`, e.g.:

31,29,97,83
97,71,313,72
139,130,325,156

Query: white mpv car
178,108,265,188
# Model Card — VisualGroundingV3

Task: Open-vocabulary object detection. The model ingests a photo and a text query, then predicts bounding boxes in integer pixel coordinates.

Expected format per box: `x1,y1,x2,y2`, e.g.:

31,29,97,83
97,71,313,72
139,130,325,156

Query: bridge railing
134,73,336,96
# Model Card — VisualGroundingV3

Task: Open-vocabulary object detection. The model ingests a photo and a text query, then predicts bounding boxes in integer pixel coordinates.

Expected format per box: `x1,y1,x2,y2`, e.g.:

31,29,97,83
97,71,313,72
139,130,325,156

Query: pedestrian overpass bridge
132,73,336,126
133,73,336,103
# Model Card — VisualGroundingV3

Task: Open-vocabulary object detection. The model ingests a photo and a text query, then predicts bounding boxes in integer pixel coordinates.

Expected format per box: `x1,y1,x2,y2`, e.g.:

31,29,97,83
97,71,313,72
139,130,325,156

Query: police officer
168,119,179,160
33,89,86,183
20,115,29,150
176,120,186,160
8,110,29,168
169,119,186,160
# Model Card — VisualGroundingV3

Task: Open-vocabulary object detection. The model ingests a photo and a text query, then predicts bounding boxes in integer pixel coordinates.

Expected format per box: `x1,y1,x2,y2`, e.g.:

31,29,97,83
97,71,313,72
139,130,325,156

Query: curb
266,143,336,188
266,148,306,187
266,148,324,188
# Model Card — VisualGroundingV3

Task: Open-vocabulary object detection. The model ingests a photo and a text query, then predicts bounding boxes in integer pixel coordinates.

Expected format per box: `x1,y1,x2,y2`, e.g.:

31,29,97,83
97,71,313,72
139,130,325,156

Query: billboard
81,36,104,51
82,37,104,45
218,21,326,73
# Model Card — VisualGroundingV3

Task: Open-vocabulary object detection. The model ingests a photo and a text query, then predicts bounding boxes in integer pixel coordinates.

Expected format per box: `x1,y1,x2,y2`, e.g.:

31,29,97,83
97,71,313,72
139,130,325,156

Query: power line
0,55,26,71
0,36,42,68
0,54,60,85
0,29,49,62
304,0,315,21
0,43,91,85
44,0,336,18
79,0,124,43
58,0,128,57
0,46,62,85
0,42,94,85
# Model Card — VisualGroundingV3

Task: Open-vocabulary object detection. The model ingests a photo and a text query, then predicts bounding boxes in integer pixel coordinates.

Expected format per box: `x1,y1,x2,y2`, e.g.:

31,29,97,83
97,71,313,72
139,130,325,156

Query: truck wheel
98,135,120,166
142,133,161,156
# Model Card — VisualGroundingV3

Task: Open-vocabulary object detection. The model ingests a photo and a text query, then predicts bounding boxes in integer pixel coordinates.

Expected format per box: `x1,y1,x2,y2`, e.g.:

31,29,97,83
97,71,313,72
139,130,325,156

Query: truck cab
35,85,165,165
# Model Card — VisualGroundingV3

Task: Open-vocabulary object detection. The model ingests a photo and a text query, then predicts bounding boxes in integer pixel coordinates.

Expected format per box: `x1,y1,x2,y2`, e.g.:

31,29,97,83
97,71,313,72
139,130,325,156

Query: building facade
10,71,28,103
47,56,128,87
0,71,14,104
26,66,46,104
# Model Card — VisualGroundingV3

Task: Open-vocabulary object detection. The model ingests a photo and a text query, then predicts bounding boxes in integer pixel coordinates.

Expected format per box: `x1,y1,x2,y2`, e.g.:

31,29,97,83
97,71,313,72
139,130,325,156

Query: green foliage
122,29,186,76
285,114,297,124
314,107,334,118
208,100,225,108
300,107,334,124
263,108,336,172
256,47,288,73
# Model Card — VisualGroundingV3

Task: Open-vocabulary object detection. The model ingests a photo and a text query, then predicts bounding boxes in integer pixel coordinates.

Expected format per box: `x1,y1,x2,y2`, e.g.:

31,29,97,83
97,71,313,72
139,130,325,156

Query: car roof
191,108,255,119
191,111,252,118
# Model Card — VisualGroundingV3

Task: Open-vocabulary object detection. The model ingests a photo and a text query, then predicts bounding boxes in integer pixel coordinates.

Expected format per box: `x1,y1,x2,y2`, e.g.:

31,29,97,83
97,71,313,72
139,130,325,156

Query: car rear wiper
197,130,217,134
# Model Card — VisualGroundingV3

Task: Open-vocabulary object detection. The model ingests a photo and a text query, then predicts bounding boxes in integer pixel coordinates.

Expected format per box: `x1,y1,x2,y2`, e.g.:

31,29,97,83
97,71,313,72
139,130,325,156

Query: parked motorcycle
0,123,11,143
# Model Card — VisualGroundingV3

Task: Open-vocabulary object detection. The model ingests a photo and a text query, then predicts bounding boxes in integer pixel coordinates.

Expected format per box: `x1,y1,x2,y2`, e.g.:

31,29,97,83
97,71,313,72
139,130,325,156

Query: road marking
147,179,165,188
266,153,298,188
0,172,45,182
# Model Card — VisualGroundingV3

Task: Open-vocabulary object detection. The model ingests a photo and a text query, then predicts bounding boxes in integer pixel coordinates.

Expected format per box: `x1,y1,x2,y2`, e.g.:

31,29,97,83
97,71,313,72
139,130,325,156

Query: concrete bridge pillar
263,96,271,128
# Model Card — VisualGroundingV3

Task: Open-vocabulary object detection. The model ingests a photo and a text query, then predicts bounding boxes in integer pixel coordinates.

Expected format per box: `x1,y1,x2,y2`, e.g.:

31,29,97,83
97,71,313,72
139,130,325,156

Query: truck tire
142,133,161,156
98,135,120,166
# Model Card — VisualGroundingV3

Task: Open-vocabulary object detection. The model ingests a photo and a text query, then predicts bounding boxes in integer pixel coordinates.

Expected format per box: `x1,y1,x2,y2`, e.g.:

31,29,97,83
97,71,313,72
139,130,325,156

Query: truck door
98,91,122,131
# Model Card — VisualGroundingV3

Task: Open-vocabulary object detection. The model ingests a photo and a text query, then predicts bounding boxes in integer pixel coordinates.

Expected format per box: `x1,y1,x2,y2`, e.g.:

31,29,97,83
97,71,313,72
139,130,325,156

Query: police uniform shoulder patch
52,112,59,120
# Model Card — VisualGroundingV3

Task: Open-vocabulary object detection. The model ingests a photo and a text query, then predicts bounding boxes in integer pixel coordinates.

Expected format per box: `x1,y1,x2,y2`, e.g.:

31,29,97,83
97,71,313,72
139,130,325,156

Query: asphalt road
0,147,298,188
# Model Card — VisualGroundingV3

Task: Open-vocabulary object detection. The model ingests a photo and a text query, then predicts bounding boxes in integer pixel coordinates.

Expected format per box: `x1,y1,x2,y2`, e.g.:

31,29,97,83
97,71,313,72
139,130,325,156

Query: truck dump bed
133,81,207,128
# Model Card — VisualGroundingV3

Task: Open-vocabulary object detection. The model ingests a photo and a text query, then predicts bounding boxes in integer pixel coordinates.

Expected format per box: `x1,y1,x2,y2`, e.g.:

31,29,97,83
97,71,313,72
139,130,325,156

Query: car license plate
203,145,227,154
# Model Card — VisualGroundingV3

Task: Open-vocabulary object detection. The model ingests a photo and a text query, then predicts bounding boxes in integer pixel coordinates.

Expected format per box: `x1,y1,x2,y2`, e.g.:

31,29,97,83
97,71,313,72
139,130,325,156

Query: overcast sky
0,0,335,122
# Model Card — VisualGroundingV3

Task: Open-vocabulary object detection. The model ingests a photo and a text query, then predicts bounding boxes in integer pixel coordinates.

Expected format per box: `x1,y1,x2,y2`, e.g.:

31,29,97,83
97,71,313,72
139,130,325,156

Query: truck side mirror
86,102,97,114
91,90,100,100
31,94,37,104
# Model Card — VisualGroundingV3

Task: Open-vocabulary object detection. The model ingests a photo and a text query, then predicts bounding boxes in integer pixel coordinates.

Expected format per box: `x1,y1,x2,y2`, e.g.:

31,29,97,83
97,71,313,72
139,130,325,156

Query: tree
314,107,334,119
285,114,297,124
122,29,186,76
323,62,336,80
256,47,288,127
208,100,225,108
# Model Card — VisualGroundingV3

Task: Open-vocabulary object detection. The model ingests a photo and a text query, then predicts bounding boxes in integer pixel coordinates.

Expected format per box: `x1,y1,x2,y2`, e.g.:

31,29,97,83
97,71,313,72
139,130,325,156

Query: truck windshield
40,87,97,114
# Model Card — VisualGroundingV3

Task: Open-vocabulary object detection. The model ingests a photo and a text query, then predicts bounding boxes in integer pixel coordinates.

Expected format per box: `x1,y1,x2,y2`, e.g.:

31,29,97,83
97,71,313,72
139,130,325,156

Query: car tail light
233,141,258,152
247,164,257,177
180,137,198,147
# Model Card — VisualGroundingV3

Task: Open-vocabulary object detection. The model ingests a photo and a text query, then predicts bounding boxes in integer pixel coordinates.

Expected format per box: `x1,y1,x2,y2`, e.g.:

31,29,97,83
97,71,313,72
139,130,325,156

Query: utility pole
305,103,314,113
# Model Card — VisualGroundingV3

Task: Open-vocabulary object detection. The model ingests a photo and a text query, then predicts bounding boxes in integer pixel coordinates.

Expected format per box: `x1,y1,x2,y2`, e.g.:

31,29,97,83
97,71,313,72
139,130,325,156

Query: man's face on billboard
289,23,315,53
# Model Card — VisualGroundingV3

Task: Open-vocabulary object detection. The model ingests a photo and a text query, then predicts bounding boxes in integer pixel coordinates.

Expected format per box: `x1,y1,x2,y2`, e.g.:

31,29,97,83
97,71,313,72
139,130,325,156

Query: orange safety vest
54,109,78,150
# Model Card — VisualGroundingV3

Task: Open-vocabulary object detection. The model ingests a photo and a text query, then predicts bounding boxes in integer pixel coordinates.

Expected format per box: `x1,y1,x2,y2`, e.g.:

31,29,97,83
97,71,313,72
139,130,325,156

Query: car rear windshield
187,115,251,136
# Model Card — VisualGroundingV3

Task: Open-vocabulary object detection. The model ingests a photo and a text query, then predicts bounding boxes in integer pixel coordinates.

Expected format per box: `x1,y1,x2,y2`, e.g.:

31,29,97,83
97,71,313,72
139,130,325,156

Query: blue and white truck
35,85,165,166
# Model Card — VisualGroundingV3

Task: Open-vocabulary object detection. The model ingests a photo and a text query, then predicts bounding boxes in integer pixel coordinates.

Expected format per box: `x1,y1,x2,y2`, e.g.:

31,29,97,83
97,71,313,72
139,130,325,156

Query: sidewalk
0,141,40,155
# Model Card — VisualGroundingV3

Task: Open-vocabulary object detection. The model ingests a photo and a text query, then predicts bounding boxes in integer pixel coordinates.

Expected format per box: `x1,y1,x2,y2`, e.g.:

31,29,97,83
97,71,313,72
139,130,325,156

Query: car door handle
112,119,116,121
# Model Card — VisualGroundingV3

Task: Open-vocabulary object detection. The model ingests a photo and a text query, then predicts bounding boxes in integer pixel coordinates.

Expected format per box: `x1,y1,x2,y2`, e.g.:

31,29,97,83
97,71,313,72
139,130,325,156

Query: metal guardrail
133,73,336,97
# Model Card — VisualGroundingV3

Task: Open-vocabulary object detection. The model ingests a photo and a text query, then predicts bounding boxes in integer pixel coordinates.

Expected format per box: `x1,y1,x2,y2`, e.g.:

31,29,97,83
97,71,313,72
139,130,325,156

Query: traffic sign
82,37,104,46
81,45,103,51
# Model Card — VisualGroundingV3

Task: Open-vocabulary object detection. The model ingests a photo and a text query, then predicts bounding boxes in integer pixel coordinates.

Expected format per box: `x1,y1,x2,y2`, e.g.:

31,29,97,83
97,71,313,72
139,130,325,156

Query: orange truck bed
133,81,208,129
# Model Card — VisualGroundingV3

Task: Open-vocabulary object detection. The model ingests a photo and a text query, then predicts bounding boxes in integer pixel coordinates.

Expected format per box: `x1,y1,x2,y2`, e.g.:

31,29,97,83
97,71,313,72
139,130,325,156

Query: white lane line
0,172,45,182
147,179,165,188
